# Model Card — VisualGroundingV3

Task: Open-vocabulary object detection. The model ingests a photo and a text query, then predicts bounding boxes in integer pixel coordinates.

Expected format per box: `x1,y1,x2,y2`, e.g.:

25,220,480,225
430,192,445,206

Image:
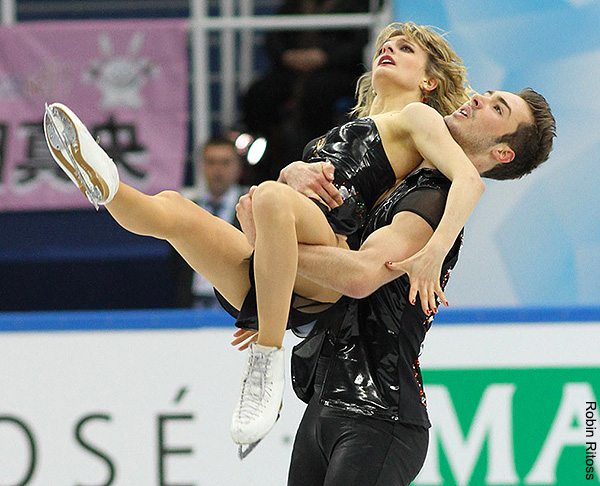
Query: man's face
444,90,533,157
201,144,242,198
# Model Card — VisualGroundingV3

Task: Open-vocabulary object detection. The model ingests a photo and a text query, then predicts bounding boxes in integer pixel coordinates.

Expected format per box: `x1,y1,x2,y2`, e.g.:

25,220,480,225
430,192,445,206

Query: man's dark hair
482,88,556,180
202,135,238,154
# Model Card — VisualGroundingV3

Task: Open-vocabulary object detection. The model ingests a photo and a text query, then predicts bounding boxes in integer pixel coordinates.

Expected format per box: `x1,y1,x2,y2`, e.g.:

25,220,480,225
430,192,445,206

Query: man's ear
491,145,515,164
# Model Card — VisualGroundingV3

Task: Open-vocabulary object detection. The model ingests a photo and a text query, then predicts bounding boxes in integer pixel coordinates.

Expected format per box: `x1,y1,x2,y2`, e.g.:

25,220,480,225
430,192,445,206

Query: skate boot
231,343,285,458
44,102,119,209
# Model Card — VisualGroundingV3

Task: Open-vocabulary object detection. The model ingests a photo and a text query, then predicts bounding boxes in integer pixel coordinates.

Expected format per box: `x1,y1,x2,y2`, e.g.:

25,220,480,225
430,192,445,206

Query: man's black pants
287,386,429,486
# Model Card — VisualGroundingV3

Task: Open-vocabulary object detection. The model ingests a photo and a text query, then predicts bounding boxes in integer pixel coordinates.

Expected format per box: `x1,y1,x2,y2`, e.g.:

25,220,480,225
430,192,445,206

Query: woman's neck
369,91,421,116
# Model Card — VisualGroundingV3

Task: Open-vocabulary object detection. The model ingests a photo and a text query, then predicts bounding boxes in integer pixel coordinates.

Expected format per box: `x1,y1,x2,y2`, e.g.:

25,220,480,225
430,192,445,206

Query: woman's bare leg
231,181,346,446
43,102,252,310
106,182,253,310
251,181,344,347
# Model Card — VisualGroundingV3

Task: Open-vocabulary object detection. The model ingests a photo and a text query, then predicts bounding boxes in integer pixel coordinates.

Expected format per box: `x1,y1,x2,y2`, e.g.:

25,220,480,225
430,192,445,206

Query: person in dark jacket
172,136,248,308
242,0,372,180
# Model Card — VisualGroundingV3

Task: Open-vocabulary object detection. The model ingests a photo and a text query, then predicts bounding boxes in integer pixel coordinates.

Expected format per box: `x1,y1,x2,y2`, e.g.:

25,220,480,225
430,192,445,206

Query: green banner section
416,368,600,486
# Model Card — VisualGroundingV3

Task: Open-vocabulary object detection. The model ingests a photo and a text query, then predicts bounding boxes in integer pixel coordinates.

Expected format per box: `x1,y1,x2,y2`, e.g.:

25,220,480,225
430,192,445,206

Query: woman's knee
252,181,294,220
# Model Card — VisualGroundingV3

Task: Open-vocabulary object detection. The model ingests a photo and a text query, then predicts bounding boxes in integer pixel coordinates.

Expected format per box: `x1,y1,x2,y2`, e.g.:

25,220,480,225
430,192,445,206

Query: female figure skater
43,22,483,448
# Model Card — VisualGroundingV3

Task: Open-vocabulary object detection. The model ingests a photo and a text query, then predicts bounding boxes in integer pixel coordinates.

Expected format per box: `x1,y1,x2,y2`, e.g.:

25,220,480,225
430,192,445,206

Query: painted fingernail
411,299,416,305
433,307,438,314
426,309,431,315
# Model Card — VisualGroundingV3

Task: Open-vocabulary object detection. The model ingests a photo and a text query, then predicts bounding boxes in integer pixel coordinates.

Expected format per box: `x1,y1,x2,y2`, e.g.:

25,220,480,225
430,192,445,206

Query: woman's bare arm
378,104,485,312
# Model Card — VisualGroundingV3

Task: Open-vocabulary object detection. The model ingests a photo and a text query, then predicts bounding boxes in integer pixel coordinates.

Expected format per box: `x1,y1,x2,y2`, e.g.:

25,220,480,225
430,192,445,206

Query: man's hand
278,161,343,209
236,186,257,247
385,244,450,315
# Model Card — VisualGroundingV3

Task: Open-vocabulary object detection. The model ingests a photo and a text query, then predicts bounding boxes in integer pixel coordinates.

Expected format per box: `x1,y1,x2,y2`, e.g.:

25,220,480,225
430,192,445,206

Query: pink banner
0,19,189,211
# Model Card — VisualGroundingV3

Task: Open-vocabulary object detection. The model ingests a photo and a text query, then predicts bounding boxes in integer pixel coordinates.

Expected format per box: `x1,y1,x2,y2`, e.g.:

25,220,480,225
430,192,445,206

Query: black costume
302,117,396,250
215,118,397,327
288,168,463,486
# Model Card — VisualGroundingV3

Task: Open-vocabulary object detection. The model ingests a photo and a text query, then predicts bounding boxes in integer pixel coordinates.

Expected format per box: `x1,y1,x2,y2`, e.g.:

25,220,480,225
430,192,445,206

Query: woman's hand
278,161,342,209
231,328,258,351
385,244,449,315
236,186,257,247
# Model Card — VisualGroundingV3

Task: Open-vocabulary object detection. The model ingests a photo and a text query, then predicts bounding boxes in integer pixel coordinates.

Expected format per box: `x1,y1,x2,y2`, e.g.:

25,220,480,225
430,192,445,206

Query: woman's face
371,34,430,97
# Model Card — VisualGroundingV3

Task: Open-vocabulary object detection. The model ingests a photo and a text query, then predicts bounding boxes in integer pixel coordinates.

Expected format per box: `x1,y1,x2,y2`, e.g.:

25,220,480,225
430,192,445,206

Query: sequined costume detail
302,117,396,249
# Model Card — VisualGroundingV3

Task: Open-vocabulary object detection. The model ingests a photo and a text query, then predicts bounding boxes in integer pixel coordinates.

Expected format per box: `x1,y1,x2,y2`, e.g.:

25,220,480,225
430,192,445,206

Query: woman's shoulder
401,102,442,120
369,103,440,127
397,103,448,138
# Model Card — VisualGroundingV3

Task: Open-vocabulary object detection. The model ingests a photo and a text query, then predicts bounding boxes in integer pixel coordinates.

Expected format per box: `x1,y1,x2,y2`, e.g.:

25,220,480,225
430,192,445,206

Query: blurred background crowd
0,0,383,311
0,0,596,312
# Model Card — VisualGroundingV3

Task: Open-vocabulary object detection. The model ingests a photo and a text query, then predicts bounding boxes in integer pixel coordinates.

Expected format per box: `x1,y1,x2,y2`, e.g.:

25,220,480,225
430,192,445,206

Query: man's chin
444,116,461,140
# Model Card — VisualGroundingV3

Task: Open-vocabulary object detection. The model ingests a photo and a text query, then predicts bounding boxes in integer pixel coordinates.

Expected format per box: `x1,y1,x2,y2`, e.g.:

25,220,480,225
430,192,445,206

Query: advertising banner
417,322,600,486
0,19,189,211
417,369,599,485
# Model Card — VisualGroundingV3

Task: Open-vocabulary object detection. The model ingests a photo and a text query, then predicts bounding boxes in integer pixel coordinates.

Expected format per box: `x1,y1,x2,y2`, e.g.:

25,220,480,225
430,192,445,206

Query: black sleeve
391,187,449,231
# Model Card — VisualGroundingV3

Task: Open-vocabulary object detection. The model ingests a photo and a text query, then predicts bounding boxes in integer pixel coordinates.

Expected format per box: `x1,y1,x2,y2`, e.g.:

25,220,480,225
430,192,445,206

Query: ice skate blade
44,103,106,209
234,411,280,460
237,439,262,460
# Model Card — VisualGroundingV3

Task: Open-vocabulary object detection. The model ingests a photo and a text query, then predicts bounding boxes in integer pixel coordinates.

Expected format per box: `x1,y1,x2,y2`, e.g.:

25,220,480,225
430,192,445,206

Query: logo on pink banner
0,19,189,211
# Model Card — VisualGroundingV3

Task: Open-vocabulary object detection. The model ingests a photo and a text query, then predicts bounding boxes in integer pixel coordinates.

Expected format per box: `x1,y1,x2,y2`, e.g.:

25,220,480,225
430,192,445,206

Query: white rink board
0,328,304,486
1,316,598,486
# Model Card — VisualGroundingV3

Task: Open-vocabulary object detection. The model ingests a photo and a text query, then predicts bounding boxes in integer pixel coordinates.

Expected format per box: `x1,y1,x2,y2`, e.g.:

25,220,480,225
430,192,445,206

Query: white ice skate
44,102,119,209
231,343,285,459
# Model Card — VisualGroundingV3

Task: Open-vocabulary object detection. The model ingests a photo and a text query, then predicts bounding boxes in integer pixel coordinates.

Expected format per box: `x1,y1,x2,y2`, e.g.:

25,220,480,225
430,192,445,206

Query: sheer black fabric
392,186,449,231
213,253,344,334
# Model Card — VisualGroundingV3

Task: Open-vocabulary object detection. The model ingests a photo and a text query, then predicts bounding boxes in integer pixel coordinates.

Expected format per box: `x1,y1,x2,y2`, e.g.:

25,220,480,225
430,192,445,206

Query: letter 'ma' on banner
415,370,600,486
417,384,518,486
0,19,189,211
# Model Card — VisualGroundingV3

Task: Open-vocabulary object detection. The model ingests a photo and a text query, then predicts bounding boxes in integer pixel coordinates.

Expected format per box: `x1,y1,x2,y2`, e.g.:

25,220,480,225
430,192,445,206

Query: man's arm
228,213,430,352
297,211,434,299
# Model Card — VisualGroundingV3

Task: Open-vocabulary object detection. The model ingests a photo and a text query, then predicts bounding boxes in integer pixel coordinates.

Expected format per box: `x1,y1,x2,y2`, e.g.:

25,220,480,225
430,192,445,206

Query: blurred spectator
173,136,248,308
243,0,371,181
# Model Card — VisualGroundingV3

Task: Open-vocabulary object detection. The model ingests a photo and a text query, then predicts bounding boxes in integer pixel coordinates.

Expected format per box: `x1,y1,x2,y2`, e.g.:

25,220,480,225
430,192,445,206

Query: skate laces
236,350,274,423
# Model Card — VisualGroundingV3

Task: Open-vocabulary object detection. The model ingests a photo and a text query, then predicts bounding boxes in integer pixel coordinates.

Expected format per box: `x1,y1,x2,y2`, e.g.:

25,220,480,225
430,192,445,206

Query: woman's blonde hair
351,22,472,118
